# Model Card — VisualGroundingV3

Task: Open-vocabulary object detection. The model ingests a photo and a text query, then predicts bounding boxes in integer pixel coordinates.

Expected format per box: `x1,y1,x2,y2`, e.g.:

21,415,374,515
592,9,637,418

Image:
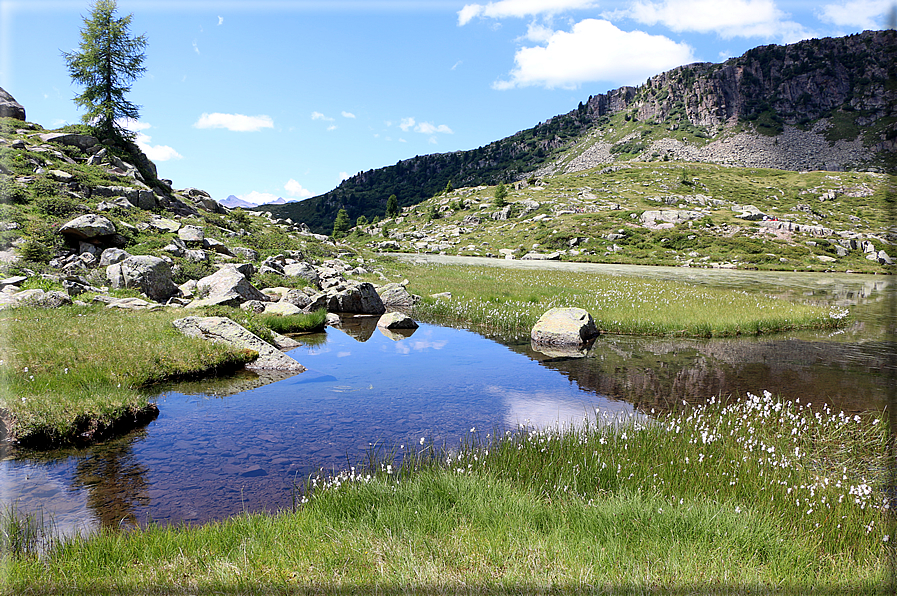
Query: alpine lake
2,259,893,538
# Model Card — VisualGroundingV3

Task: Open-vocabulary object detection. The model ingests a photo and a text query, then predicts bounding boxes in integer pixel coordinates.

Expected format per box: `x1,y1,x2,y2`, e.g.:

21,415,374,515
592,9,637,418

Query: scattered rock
0,87,26,120
188,265,267,308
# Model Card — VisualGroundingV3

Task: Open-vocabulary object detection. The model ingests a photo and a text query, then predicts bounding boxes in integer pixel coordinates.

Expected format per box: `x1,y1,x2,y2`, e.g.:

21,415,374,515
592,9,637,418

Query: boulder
171,316,306,371
282,262,321,287
378,283,419,309
188,265,267,307
264,301,302,316
521,251,561,261
231,247,259,262
58,214,116,240
148,216,180,233
281,289,313,309
328,281,385,314
0,87,25,120
531,307,599,346
106,255,179,303
178,225,205,244
13,289,73,308
37,132,99,151
377,311,418,330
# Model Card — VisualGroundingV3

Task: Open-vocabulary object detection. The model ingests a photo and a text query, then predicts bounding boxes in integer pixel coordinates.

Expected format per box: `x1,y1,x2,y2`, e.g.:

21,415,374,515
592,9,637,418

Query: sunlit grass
379,263,847,337
4,392,887,591
0,305,255,445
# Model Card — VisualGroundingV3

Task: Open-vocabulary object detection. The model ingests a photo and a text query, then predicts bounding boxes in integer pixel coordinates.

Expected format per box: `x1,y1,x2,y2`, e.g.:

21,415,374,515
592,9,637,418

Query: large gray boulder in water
171,316,306,372
106,255,179,303
530,307,599,346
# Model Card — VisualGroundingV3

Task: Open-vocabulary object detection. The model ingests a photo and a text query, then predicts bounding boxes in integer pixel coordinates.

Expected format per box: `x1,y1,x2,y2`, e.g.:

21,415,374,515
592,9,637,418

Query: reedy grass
382,263,846,337
258,308,327,334
0,305,255,445
4,393,887,593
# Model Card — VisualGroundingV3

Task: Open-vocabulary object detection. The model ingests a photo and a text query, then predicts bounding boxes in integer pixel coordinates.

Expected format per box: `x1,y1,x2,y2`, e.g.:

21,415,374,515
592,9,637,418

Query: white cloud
341,111,356,119
118,119,183,162
399,117,416,131
218,15,224,25
193,113,274,132
523,21,556,42
817,0,891,29
237,191,280,206
458,0,598,25
284,179,312,198
415,122,453,134
338,172,351,182
624,0,809,39
327,124,338,131
451,60,463,70
193,40,200,54
312,111,334,121
493,19,695,90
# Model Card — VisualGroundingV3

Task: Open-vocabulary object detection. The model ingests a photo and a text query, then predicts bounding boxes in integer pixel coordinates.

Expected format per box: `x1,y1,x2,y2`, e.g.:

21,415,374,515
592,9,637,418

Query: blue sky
2,0,893,204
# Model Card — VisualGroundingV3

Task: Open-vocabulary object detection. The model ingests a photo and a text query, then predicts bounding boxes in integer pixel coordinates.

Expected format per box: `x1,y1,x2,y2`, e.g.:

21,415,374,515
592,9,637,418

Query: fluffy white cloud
312,111,334,121
193,113,274,132
818,0,891,29
118,119,182,162
416,122,453,134
494,19,695,90
458,0,598,25
623,0,809,39
399,117,416,131
341,111,356,119
284,179,312,198
217,15,224,25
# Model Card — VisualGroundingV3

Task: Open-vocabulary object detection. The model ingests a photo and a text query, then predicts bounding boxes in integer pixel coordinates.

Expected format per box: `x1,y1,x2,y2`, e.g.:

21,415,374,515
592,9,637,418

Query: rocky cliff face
580,30,895,133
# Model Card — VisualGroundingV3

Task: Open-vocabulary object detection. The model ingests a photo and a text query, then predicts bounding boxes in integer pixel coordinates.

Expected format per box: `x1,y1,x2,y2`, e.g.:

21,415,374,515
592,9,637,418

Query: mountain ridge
264,30,896,234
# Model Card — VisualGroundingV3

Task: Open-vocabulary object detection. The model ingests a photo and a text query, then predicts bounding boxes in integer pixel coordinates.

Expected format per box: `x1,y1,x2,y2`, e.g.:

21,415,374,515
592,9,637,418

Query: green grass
373,263,847,338
3,393,886,592
0,305,256,446
258,308,327,334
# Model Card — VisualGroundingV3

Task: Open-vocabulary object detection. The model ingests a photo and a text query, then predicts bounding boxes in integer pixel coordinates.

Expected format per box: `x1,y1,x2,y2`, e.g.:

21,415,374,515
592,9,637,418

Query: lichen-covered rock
106,255,179,303
328,281,385,314
378,283,419,310
58,214,116,240
531,307,599,346
171,316,305,371
187,265,267,308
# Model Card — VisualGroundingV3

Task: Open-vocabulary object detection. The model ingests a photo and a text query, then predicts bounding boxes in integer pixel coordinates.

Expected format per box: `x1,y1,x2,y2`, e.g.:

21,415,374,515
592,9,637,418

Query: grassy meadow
371,262,848,338
2,392,888,593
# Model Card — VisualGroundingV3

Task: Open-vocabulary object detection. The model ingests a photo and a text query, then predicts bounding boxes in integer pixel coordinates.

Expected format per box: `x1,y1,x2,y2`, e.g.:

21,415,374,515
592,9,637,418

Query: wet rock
531,307,599,346
171,316,306,371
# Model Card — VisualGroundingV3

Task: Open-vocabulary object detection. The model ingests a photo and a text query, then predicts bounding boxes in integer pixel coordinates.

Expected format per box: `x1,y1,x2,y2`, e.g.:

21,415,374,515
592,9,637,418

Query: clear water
1,321,635,535
2,262,892,538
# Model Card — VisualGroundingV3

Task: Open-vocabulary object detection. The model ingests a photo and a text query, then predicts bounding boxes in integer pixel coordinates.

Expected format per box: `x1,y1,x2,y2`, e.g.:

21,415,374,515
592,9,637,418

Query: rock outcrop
172,316,306,372
106,255,179,303
0,87,25,120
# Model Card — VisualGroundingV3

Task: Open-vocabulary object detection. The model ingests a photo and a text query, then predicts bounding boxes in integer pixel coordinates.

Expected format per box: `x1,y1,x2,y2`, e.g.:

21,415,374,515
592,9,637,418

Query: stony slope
266,30,896,234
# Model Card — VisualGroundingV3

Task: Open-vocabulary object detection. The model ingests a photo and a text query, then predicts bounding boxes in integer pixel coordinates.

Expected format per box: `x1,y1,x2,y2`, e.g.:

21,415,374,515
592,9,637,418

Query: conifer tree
62,0,147,142
332,208,351,238
386,194,399,218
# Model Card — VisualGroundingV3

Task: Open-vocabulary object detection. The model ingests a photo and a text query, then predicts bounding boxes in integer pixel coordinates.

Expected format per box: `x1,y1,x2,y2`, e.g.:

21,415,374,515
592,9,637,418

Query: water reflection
69,433,150,529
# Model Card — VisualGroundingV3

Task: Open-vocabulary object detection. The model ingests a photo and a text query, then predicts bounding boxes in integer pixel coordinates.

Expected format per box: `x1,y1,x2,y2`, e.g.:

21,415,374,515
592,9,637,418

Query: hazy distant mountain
219,195,255,209
219,195,295,208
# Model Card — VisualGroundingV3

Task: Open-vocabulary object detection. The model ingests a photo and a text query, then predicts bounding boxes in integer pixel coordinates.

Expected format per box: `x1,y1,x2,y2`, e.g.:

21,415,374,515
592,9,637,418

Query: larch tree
62,0,147,143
